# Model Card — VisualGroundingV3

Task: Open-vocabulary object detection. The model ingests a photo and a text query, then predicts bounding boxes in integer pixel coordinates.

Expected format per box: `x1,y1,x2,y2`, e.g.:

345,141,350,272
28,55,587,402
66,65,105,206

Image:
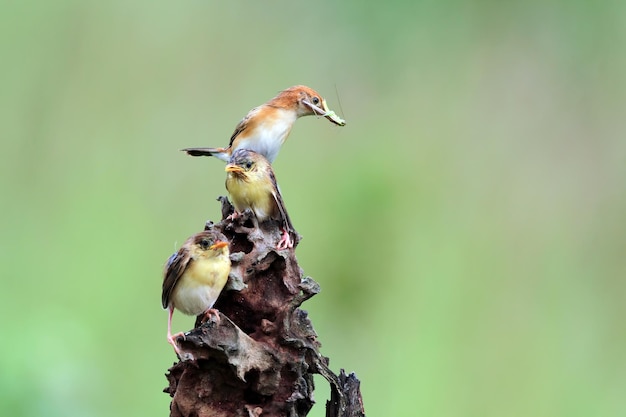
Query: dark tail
181,147,220,157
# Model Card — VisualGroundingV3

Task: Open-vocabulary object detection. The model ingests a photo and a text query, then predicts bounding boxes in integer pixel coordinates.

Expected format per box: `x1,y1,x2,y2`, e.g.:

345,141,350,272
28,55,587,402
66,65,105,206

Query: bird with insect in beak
225,149,297,249
161,230,231,356
182,85,345,163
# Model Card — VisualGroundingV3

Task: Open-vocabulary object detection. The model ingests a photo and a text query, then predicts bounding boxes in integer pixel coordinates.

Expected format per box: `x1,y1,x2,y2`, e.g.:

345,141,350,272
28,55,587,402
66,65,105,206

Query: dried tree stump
163,197,366,417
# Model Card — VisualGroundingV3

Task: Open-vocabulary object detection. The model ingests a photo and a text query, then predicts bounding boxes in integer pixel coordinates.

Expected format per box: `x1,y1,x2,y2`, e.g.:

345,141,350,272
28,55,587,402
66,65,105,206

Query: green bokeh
2,1,625,416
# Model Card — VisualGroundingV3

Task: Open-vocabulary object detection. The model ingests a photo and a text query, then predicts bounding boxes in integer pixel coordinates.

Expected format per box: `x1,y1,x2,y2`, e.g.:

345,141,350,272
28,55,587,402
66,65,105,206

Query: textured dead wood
163,197,365,417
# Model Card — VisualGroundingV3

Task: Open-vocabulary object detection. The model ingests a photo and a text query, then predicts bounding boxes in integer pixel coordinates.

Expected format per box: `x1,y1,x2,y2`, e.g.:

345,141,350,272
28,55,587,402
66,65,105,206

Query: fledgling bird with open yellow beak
161,230,231,355
183,85,346,163
225,149,297,249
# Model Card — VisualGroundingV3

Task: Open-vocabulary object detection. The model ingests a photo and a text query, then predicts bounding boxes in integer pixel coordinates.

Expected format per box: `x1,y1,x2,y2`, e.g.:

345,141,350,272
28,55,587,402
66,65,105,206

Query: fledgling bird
161,230,231,355
182,85,346,163
225,149,297,249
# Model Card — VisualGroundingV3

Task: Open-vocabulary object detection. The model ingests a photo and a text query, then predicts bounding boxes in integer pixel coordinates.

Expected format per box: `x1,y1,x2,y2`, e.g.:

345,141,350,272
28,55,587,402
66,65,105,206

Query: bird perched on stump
182,85,346,163
161,230,231,355
225,149,297,249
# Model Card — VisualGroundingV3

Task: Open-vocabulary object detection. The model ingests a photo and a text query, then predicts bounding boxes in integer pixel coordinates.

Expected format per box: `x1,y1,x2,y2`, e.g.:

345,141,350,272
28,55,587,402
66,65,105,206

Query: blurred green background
2,1,625,416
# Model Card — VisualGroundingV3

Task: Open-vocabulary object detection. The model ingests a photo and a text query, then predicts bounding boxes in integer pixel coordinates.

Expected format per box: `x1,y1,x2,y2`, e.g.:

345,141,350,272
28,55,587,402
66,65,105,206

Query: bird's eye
312,97,320,105
200,239,211,249
245,161,253,169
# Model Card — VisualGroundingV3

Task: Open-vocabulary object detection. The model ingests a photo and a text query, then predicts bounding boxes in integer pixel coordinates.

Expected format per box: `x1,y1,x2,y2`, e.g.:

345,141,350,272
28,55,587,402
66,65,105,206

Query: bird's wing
228,106,261,148
269,169,295,234
161,249,192,309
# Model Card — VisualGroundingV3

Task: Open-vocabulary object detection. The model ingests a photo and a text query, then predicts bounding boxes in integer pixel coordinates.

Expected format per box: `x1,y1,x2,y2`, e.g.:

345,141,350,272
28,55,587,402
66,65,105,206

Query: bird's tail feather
182,147,223,157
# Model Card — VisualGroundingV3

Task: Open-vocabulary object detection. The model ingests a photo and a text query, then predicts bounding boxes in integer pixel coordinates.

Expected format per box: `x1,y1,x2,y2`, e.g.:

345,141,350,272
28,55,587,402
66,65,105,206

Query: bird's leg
200,308,221,324
166,307,185,356
277,228,294,250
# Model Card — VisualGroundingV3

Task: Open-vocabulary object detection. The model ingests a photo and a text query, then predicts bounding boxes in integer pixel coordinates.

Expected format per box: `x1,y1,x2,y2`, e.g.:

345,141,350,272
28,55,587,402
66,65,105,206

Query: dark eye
245,161,253,169
200,238,211,249
312,97,320,105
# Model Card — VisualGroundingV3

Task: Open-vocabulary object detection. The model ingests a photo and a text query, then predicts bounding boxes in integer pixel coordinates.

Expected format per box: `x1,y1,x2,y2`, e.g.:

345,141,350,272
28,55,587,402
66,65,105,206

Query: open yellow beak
209,241,229,250
225,164,245,173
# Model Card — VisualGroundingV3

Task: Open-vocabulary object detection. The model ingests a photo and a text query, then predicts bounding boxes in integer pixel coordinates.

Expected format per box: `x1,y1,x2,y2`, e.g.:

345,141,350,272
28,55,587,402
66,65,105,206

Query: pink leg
277,229,294,250
166,306,185,356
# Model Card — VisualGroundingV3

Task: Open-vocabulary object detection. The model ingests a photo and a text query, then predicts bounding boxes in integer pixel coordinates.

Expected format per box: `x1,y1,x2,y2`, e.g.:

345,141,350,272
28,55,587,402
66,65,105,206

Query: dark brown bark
163,197,365,417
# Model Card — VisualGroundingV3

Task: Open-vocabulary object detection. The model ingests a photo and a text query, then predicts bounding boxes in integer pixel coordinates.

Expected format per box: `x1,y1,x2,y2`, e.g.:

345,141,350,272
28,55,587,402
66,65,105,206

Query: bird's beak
209,241,229,250
225,164,244,173
303,99,346,126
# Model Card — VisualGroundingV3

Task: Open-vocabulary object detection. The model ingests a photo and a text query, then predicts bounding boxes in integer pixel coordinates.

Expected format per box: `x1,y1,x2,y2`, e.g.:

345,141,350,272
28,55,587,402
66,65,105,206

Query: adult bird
183,85,345,163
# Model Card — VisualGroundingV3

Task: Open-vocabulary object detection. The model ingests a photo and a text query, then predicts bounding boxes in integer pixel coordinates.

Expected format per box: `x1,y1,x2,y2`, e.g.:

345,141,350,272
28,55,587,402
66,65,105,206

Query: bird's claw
277,230,294,250
226,211,240,221
168,331,187,356
201,308,221,324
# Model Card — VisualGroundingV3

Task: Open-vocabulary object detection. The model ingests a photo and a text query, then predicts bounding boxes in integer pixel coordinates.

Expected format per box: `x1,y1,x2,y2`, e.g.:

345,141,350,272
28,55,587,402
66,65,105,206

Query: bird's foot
226,211,240,221
201,308,220,324
277,229,294,250
167,331,186,356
